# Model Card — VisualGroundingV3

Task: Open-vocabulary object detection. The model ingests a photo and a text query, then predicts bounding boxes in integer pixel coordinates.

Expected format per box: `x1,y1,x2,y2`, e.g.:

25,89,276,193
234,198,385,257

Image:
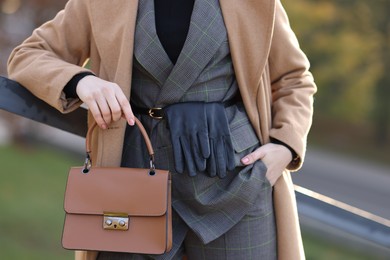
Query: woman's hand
241,143,292,186
76,75,135,129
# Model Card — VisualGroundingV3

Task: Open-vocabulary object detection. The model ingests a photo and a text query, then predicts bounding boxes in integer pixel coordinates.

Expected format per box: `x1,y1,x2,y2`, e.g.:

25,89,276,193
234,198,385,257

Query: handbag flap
64,167,170,217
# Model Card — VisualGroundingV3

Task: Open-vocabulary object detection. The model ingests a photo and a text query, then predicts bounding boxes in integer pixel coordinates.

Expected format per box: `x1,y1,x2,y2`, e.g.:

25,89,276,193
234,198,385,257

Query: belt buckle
148,107,163,119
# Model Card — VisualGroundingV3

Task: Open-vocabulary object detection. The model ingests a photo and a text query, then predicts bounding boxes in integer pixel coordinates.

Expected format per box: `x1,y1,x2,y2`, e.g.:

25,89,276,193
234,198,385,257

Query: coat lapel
133,0,173,86
219,0,275,94
89,0,138,88
219,0,275,144
155,0,227,106
89,0,139,167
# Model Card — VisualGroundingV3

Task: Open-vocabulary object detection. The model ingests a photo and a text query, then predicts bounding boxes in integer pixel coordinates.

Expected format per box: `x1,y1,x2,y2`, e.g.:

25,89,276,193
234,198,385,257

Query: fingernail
101,124,107,129
129,119,135,126
241,157,249,164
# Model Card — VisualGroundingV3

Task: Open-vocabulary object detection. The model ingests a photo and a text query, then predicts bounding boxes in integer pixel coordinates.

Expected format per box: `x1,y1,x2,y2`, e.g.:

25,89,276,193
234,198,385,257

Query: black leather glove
205,102,235,178
164,102,210,176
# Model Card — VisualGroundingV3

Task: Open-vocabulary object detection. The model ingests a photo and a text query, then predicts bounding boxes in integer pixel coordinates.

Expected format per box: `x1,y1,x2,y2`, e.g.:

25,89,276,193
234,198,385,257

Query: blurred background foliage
283,0,390,156
0,0,389,259
283,0,390,163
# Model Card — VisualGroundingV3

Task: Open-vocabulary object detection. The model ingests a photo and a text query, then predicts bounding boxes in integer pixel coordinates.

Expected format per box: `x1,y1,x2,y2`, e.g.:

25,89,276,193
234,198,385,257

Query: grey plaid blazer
120,0,272,258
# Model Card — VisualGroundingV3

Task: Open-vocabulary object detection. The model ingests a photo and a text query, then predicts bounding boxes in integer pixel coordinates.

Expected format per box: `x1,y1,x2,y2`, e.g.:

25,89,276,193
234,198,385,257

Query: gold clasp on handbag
103,213,129,231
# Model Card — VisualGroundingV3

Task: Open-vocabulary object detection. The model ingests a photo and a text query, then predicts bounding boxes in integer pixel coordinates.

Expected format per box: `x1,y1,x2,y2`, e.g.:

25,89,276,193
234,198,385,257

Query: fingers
180,137,197,177
172,138,185,174
197,131,210,159
207,141,217,177
191,136,207,172
241,143,292,186
88,101,108,129
241,146,266,165
76,76,134,128
96,94,112,127
104,90,122,122
116,91,135,126
215,139,227,178
224,137,235,171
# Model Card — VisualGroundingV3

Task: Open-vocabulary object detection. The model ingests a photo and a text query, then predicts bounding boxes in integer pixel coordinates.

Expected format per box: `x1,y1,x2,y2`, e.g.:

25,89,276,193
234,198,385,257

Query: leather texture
204,102,235,178
62,119,172,254
164,102,236,179
164,102,209,176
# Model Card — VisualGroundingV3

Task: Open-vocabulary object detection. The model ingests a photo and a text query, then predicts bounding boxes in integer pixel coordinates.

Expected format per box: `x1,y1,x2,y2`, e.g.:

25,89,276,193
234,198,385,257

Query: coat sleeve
7,0,93,113
268,0,317,171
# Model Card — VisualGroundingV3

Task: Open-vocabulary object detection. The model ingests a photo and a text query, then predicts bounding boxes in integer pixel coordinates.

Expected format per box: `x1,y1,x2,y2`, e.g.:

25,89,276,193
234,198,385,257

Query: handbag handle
82,117,155,174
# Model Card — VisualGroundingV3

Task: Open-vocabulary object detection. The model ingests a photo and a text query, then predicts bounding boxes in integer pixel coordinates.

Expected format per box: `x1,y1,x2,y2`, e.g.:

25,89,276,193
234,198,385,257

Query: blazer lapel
155,0,227,106
133,0,173,86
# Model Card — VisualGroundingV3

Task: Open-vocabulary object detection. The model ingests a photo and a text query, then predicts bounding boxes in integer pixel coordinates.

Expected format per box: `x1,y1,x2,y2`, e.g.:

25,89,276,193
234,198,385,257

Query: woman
8,0,316,259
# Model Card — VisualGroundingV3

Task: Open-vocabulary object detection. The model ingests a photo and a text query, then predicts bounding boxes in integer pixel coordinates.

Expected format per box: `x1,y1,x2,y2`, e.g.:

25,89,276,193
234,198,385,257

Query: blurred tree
369,0,390,144
284,0,389,144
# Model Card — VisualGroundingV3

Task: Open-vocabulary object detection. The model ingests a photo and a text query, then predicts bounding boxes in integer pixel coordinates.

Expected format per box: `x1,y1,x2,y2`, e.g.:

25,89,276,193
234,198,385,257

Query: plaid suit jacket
121,1,274,257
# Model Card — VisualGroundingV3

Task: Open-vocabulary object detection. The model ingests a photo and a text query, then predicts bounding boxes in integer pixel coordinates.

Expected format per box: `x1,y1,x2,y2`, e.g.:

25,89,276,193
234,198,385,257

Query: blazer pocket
230,118,260,154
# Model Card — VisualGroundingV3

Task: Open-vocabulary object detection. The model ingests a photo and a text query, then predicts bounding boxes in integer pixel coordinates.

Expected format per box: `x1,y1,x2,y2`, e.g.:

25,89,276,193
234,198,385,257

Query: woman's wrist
64,72,95,99
270,138,297,163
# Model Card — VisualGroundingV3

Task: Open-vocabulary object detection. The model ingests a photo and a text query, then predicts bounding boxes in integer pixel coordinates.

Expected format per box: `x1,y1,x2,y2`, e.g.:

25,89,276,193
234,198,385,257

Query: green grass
302,232,385,260
0,144,76,260
0,143,387,259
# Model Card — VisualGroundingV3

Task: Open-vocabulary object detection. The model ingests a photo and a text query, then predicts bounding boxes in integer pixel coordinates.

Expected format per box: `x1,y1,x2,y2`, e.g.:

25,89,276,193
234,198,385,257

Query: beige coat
8,0,316,259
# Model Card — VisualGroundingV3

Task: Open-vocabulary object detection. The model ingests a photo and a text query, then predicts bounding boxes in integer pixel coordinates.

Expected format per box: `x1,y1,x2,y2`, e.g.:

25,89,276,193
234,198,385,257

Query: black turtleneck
154,0,195,64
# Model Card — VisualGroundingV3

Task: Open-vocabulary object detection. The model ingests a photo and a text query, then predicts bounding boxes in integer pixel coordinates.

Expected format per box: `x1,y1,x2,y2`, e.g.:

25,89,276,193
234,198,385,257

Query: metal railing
1,76,389,253
295,185,390,249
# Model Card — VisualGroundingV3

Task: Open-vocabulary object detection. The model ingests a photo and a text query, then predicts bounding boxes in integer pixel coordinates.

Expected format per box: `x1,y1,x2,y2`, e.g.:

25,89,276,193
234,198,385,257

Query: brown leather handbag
62,118,172,254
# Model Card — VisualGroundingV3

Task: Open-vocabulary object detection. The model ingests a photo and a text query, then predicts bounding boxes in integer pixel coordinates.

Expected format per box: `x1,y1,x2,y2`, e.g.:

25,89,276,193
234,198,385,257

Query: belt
132,105,165,120
131,97,240,120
